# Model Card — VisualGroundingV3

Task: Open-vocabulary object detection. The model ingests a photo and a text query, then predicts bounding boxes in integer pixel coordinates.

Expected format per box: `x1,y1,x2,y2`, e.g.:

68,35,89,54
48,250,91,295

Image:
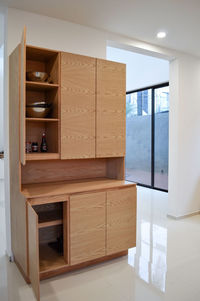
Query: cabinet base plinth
40,250,128,280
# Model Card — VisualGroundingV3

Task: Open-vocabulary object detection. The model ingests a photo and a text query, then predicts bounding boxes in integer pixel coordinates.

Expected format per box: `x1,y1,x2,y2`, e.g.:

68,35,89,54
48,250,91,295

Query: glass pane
126,89,152,185
154,86,169,190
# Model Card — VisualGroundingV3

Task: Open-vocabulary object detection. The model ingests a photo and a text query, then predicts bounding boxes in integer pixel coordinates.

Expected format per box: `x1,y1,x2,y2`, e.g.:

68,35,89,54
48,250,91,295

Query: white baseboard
167,210,200,219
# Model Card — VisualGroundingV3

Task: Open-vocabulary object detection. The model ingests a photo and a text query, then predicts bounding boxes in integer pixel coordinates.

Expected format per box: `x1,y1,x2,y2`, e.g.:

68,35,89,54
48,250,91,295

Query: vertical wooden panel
61,52,95,159
63,201,69,264
107,187,136,255
70,192,106,265
28,203,40,301
96,59,126,157
20,26,26,165
9,45,28,276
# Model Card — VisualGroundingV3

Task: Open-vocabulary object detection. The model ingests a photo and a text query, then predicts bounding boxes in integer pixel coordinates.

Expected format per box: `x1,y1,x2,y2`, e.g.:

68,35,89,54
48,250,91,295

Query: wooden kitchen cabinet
61,52,96,159
70,191,106,265
107,186,137,255
96,59,126,157
10,27,136,301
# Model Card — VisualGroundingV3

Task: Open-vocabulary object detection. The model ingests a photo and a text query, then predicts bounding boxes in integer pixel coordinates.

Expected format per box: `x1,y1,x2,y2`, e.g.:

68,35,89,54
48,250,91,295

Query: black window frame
126,82,169,192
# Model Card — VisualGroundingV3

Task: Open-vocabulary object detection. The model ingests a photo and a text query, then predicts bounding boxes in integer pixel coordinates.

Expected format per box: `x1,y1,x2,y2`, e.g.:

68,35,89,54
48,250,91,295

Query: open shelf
26,46,59,85
36,201,68,273
36,206,63,228
39,243,66,273
26,118,59,122
26,153,59,161
25,46,60,159
26,81,59,91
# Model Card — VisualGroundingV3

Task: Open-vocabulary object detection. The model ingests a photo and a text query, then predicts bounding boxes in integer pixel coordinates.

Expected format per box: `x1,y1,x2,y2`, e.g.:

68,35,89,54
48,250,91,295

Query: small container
26,142,32,153
31,142,38,152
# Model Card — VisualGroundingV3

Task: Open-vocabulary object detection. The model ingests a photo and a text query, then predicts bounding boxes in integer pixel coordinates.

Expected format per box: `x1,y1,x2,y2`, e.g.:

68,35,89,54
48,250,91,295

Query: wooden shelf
26,81,59,91
26,153,59,161
22,177,136,199
38,209,63,228
38,219,63,229
26,118,59,122
39,243,67,273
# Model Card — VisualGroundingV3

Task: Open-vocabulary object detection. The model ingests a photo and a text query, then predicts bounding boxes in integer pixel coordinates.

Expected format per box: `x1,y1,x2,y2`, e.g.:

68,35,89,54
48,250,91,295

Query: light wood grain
26,153,59,161
28,203,40,301
26,81,59,91
21,158,107,184
40,250,127,280
9,45,28,277
107,186,137,255
38,219,63,229
63,201,69,264
96,59,126,157
70,191,106,265
26,118,59,122
20,26,26,165
28,194,69,206
61,52,95,159
22,178,136,198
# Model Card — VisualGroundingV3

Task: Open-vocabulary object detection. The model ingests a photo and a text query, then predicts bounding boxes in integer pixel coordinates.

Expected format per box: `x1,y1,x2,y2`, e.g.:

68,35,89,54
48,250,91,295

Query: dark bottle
40,133,48,152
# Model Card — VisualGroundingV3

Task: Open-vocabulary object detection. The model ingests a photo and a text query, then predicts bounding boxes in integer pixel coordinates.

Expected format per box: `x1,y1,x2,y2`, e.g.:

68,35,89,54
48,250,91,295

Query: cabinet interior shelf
26,153,60,161
26,118,59,122
38,219,63,229
39,244,66,273
26,81,59,91
38,209,63,228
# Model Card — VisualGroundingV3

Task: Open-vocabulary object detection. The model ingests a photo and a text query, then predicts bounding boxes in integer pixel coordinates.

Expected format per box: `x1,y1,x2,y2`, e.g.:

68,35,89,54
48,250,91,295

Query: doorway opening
107,46,169,191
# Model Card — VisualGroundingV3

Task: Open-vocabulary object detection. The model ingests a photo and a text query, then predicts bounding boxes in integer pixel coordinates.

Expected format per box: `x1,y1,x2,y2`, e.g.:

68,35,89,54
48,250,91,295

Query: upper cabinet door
61,53,96,159
96,59,126,158
20,27,26,165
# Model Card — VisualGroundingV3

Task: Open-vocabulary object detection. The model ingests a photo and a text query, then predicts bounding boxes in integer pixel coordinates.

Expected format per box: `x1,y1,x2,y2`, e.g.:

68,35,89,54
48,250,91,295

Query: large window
126,83,169,191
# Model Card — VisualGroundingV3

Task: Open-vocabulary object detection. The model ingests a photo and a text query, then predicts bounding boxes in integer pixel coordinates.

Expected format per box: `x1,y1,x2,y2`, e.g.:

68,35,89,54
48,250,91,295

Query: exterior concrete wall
126,112,169,173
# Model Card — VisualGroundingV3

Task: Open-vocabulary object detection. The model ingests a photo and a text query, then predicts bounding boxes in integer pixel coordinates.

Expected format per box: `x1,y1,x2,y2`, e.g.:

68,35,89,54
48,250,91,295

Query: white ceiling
2,0,200,57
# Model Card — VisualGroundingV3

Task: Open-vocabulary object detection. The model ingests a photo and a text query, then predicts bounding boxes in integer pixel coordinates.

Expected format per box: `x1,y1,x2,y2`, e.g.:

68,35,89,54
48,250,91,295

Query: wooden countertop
21,177,136,199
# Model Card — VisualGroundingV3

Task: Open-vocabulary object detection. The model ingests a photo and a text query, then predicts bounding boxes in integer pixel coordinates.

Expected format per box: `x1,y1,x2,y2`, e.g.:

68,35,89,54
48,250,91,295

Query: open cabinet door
28,203,40,301
20,26,26,165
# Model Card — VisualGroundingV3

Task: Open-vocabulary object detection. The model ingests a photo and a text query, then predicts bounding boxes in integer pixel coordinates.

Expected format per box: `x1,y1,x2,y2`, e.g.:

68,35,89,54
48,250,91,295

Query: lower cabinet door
27,203,40,301
107,186,137,255
70,191,106,265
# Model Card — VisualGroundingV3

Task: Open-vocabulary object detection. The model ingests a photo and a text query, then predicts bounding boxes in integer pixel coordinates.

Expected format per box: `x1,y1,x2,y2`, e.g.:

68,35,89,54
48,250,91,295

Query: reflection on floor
0,186,200,301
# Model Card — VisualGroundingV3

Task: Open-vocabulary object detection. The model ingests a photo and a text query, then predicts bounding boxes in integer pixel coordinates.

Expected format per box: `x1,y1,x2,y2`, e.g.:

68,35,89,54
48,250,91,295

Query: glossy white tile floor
1,186,200,301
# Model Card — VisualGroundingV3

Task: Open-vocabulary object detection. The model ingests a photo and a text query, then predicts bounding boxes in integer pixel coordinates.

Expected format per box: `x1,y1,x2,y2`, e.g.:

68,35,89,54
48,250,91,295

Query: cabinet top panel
27,45,59,61
22,178,136,199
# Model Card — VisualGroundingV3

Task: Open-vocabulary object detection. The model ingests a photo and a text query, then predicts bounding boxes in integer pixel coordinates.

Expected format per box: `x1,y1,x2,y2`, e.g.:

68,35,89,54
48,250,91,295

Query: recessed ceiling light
157,31,167,39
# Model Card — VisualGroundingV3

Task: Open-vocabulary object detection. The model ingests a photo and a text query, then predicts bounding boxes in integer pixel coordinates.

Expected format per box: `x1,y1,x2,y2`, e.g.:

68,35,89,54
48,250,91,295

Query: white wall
7,9,107,58
168,56,200,217
107,46,169,91
4,7,200,256
0,45,4,152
